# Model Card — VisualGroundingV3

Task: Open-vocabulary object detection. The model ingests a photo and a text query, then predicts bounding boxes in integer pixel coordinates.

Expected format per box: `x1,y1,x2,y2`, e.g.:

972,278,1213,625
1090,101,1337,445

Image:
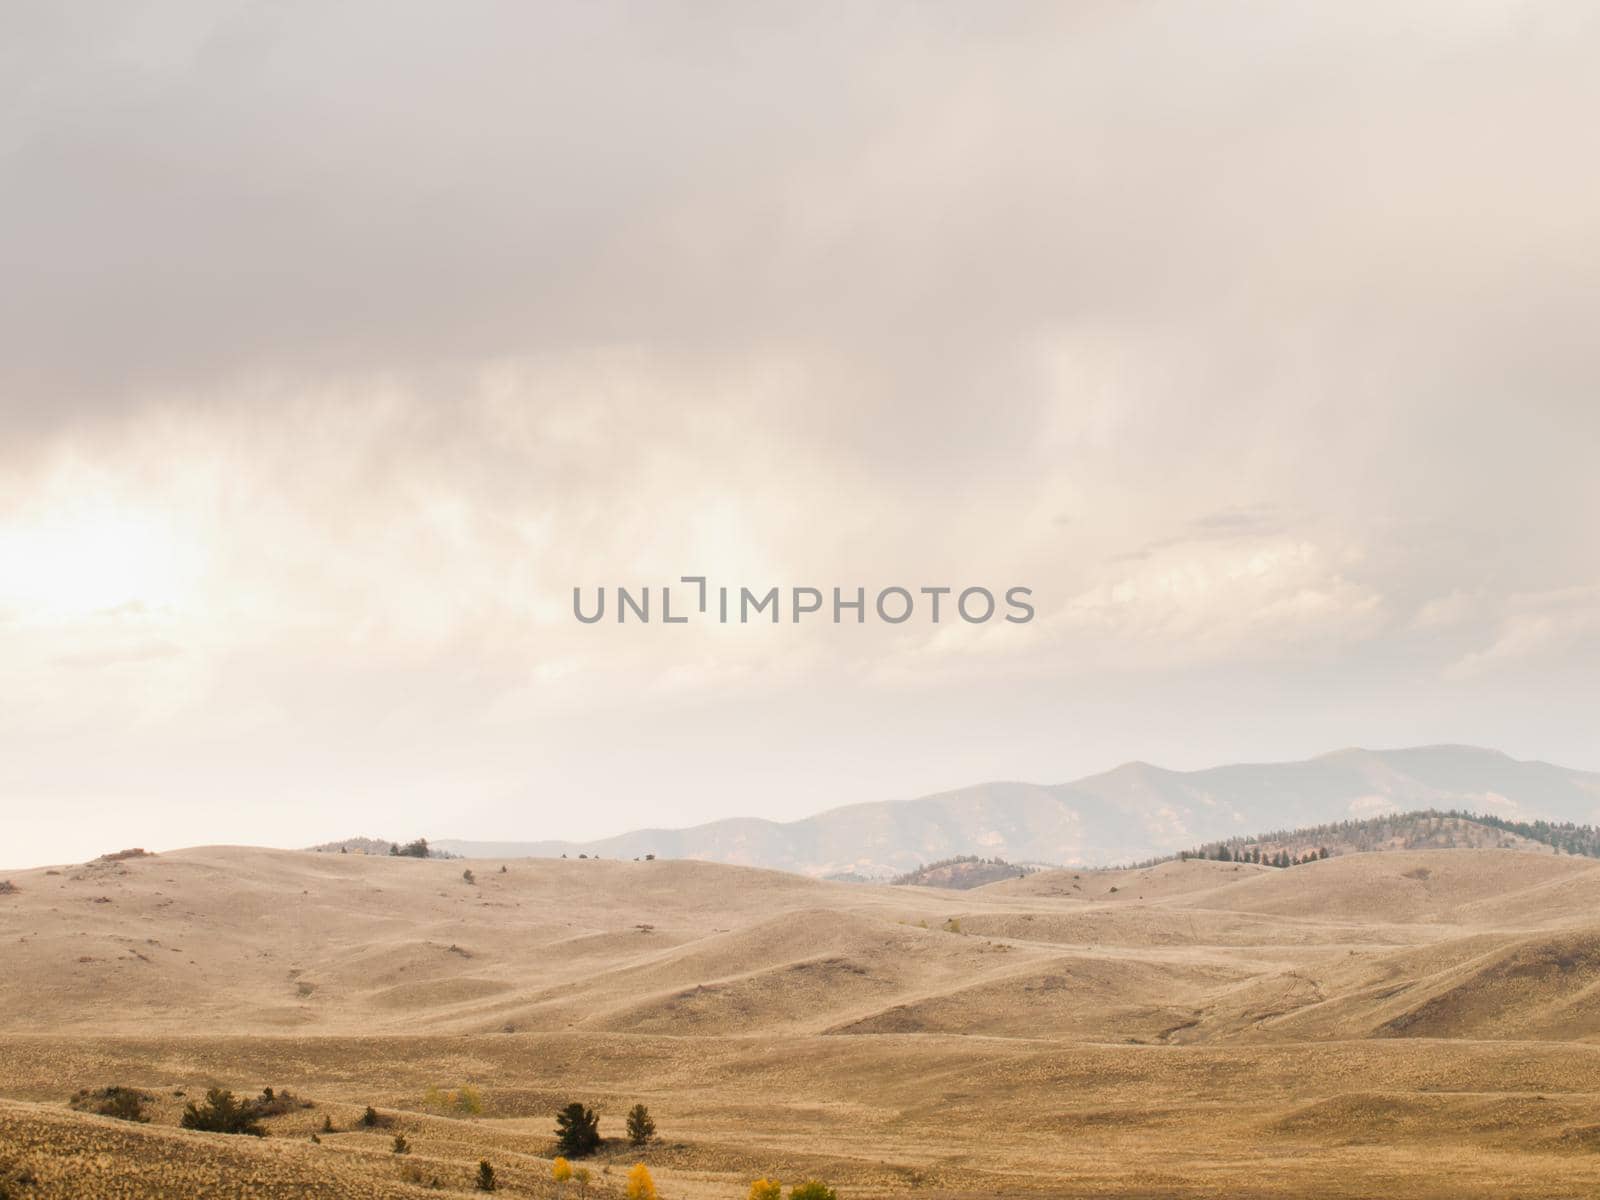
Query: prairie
2,846,1599,1196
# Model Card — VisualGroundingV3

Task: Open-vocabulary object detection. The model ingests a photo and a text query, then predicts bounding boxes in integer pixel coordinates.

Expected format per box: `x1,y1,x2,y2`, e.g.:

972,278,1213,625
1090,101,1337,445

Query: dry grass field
4,846,1600,1197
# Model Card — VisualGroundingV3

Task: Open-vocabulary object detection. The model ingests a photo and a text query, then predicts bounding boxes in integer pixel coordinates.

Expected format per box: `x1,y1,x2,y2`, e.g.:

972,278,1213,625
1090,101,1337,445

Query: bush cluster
749,1181,837,1200
180,1088,266,1137
69,1086,151,1123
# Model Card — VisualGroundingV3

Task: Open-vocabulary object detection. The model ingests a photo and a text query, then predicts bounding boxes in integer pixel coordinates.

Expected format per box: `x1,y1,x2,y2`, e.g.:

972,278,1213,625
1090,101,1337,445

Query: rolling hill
7,842,1600,1196
435,745,1600,876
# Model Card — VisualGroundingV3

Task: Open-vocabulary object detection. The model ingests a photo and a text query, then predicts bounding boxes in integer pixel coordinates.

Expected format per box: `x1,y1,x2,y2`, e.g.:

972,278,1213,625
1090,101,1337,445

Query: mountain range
434,745,1600,877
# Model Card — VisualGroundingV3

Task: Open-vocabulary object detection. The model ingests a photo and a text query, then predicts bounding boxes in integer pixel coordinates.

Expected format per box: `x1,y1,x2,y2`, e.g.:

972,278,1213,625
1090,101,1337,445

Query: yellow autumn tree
626,1162,659,1200
748,1178,782,1200
552,1157,573,1183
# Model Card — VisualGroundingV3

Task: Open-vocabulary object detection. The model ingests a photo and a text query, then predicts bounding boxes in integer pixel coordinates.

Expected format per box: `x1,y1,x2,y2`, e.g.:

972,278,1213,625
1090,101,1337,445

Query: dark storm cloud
4,3,1595,448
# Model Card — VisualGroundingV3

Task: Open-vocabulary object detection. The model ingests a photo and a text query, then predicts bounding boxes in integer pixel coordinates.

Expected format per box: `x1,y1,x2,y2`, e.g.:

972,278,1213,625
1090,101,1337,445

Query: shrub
0,881,17,896
552,1157,573,1183
359,1105,391,1128
574,1166,592,1189
322,1114,335,1133
423,1084,483,1116
70,1085,151,1123
554,1101,601,1157
789,1182,838,1200
749,1179,783,1200
392,1133,411,1154
626,1163,658,1200
252,1087,307,1117
180,1088,265,1137
476,1160,497,1191
625,1103,656,1146
399,1162,447,1188
462,869,476,885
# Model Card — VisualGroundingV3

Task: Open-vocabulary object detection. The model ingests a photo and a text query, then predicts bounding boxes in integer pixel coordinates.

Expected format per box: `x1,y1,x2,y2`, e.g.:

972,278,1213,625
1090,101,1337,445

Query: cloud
1051,535,1386,667
1410,590,1485,631
51,639,182,669
1446,585,1600,681
2,1,1600,863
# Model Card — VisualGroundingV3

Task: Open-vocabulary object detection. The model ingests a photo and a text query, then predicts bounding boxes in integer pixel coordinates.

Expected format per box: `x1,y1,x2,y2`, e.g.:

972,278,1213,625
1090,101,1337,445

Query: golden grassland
4,846,1600,1196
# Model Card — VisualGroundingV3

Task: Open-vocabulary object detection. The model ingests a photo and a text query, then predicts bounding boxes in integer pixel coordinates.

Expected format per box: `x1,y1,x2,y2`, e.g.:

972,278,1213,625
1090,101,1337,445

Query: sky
3,1,1599,867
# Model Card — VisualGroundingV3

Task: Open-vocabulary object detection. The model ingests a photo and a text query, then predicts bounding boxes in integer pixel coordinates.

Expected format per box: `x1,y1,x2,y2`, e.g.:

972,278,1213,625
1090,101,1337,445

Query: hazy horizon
5,2,1599,867
9,739,1598,872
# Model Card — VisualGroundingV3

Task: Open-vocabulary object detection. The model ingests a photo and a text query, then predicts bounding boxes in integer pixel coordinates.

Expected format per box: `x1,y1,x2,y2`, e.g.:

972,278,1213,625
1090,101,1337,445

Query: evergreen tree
555,1101,602,1157
626,1103,656,1146
180,1088,265,1137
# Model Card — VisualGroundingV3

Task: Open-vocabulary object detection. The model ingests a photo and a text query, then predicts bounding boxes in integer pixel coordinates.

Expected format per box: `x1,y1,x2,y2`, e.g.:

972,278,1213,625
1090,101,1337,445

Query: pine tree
476,1160,497,1191
626,1103,656,1146
555,1102,601,1157
180,1088,265,1137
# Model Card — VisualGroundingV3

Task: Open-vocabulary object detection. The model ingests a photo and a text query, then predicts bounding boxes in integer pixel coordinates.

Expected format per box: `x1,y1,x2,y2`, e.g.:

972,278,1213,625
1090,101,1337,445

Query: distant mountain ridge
435,745,1600,877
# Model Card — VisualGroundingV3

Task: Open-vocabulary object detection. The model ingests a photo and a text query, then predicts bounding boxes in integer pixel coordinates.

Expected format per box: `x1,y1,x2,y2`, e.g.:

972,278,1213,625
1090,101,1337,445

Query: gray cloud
1,1,1598,864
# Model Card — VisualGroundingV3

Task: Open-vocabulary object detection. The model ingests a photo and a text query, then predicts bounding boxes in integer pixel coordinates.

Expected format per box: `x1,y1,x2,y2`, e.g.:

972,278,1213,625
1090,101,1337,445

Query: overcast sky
3,1,1598,867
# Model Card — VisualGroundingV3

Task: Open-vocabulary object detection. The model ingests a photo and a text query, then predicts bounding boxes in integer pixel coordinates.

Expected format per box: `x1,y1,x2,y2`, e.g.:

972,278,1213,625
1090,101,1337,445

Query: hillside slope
7,844,1600,1197
5,844,1600,1041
